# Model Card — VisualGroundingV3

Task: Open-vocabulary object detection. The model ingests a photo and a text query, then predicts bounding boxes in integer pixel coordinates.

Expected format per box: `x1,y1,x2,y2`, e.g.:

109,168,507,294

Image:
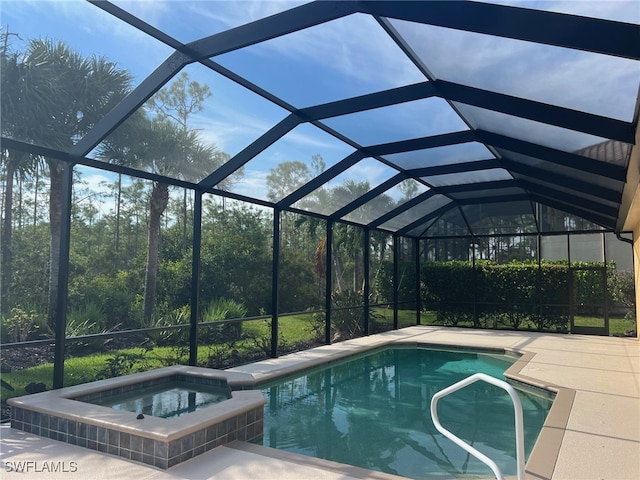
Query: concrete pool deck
1,326,639,479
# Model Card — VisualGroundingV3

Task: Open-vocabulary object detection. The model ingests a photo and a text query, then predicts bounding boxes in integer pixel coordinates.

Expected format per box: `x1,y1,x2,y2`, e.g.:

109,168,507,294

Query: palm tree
96,84,232,323
135,71,244,323
1,33,48,312
306,180,394,294
2,37,132,327
149,72,211,250
134,118,221,322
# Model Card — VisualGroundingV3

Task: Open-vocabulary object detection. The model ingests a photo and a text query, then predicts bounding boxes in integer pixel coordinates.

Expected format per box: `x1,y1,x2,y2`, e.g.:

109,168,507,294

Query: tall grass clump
201,298,248,342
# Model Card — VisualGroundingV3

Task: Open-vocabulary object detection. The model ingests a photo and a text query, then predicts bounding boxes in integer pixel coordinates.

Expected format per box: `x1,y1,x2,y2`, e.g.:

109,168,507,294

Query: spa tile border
8,366,266,469
10,404,264,469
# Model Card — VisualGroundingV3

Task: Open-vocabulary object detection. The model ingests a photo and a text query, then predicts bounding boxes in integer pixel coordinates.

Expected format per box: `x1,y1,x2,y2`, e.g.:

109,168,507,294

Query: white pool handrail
430,372,525,480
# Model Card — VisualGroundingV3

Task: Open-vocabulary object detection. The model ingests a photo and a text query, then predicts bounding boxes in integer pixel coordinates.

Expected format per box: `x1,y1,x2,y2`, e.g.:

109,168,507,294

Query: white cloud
188,0,309,30
328,159,395,190
229,169,269,200
111,0,172,26
72,169,119,218
78,172,115,194
283,125,347,152
190,101,280,155
244,12,426,90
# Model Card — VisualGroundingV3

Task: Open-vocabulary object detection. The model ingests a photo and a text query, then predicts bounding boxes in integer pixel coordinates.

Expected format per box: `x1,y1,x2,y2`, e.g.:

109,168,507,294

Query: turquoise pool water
88,380,231,419
258,347,552,478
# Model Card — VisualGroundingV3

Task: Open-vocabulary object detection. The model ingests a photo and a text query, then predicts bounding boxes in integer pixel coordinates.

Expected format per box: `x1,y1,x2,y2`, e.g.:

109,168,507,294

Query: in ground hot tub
8,366,265,469
76,374,233,419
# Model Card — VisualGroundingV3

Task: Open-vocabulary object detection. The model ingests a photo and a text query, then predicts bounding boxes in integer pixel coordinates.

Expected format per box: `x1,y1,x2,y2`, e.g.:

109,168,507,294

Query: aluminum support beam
189,192,203,366
297,82,437,121
530,194,616,229
434,80,635,143
368,190,437,229
186,1,359,59
476,130,628,181
330,173,406,220
363,131,475,157
414,238,421,325
199,115,301,191
409,159,502,177
505,160,623,203
325,220,333,345
363,230,370,336
53,163,74,389
392,236,399,330
271,208,281,358
71,51,189,158
359,1,640,60
397,203,457,236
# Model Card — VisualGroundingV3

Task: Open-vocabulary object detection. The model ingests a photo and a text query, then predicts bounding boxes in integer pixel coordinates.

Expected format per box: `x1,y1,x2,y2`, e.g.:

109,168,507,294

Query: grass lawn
573,315,636,336
1,313,320,403
420,310,636,336
2,310,635,406
242,312,318,344
371,307,418,329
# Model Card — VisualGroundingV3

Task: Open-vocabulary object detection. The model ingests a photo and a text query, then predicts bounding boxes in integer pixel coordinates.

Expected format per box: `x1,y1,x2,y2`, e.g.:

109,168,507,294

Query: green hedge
376,260,625,332
429,260,624,331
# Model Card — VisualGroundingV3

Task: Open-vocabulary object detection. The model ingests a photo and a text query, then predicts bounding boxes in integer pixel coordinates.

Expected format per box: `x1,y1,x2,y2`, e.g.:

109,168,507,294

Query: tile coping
8,365,266,442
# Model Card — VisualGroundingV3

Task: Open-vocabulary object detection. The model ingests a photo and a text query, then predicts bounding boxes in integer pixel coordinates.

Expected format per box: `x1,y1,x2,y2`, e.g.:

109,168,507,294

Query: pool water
89,380,231,419
258,347,552,478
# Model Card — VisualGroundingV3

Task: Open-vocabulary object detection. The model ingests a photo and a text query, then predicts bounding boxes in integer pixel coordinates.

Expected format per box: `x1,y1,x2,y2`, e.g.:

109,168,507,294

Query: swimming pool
257,346,552,478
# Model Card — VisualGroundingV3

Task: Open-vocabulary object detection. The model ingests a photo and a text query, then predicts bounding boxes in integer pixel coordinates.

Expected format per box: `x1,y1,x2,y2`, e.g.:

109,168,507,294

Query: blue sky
2,0,639,206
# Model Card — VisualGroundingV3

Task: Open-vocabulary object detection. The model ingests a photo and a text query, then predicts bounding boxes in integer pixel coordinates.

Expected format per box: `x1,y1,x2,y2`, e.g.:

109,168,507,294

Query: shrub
374,261,416,304
140,305,190,347
201,298,248,342
417,260,595,332
97,351,149,379
310,290,365,342
75,272,139,329
531,306,569,332
609,270,636,321
331,290,365,341
422,261,476,326
66,302,119,354
1,306,46,343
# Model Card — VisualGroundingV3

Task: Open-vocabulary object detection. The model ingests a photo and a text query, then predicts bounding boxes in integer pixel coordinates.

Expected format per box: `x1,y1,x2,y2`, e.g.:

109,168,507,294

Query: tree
37,40,131,329
1,31,44,312
398,178,419,201
1,37,132,327
199,201,273,314
95,71,229,323
95,108,149,258
137,70,231,322
137,120,215,322
266,161,312,202
149,71,211,250
306,180,393,295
